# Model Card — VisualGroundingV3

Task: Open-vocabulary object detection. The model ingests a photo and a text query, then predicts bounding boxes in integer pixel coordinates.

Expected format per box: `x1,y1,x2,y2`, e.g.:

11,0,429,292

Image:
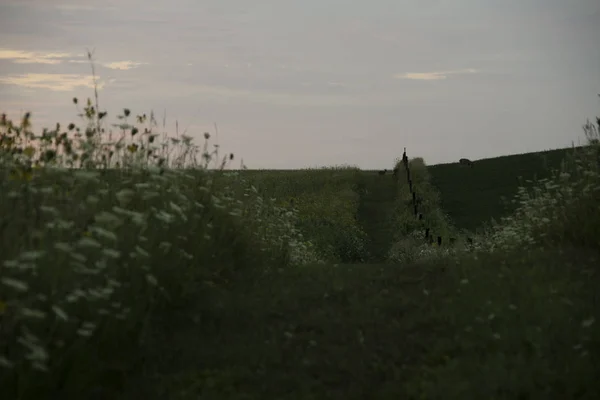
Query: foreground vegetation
1,75,599,398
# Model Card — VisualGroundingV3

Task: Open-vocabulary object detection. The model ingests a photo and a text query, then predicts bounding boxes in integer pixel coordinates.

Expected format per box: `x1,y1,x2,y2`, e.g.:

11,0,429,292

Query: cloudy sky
0,0,598,169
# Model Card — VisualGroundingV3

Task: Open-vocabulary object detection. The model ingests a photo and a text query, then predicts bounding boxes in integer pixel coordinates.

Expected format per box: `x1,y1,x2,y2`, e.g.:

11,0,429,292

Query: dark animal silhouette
459,158,474,167
378,169,387,175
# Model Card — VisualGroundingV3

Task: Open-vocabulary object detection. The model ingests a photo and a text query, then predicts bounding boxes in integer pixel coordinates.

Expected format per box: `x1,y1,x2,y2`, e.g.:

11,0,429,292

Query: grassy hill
428,147,582,232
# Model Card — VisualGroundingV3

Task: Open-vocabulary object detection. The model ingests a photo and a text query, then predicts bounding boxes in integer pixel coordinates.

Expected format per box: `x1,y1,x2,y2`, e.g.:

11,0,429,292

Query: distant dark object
459,158,474,167
467,237,473,245
378,169,387,175
437,236,442,246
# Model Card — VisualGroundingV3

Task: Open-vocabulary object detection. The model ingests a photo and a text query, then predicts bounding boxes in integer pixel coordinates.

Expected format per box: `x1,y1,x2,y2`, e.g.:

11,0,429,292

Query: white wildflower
51,305,69,321
2,277,29,292
77,237,102,249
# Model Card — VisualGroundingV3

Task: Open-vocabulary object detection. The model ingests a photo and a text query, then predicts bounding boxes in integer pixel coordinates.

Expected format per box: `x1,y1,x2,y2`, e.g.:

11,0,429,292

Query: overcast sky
0,0,598,169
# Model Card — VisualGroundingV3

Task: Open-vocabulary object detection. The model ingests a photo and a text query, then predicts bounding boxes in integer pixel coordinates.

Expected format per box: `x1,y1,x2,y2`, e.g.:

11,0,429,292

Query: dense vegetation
1,71,599,399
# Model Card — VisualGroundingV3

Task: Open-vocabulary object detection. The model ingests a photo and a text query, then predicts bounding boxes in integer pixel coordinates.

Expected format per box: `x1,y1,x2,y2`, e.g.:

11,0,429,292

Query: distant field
217,147,583,253
230,147,581,238
427,147,581,232
224,167,399,262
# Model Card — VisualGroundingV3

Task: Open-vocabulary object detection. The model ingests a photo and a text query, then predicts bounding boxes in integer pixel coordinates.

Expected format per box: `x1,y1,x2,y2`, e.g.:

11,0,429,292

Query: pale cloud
0,49,145,71
0,49,73,65
103,61,146,70
0,73,103,92
394,68,479,81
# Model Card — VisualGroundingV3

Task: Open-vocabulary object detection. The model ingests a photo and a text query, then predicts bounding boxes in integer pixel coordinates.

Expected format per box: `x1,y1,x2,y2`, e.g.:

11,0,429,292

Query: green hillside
428,147,581,232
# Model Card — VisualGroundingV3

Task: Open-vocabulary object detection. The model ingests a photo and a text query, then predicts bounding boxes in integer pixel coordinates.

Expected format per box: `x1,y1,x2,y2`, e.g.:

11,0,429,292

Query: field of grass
1,77,600,399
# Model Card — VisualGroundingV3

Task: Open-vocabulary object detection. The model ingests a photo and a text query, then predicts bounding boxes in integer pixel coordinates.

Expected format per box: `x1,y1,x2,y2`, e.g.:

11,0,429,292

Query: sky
0,0,599,169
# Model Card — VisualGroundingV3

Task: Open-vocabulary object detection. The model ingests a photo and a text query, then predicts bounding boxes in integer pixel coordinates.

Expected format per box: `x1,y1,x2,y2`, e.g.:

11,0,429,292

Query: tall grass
0,76,321,398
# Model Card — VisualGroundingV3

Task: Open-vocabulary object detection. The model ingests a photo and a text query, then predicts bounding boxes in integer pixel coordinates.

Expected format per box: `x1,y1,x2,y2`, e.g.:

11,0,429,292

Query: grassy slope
428,147,579,232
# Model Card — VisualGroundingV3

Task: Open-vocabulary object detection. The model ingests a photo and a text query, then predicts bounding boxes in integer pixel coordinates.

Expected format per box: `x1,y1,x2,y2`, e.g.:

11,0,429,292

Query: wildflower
19,250,45,261
51,305,69,321
582,317,595,328
115,188,135,206
23,146,36,157
9,168,33,182
146,274,159,286
77,236,102,249
21,308,47,319
101,248,121,259
89,226,118,242
0,356,14,369
2,277,29,292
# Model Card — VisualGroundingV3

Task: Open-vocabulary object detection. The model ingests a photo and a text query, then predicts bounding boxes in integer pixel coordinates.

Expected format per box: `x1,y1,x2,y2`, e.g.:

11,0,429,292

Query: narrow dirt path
355,172,398,262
